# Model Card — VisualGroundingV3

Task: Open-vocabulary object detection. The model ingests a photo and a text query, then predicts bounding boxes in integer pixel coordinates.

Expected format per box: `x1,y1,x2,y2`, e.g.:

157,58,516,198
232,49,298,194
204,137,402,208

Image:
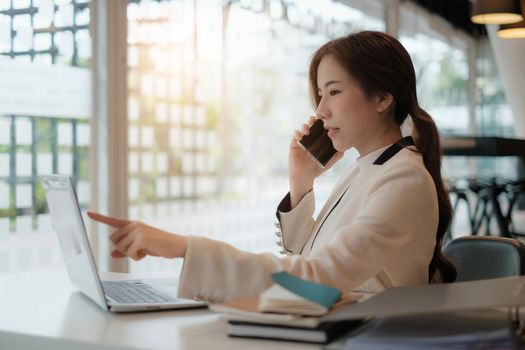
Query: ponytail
410,105,457,283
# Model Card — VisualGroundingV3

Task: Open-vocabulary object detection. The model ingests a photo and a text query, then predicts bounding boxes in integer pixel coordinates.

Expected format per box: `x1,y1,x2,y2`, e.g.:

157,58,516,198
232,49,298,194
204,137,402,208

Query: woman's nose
316,102,329,119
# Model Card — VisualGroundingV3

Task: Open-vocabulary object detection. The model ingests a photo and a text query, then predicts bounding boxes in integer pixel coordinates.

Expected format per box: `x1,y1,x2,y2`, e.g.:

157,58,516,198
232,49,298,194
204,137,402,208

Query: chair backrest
443,236,525,282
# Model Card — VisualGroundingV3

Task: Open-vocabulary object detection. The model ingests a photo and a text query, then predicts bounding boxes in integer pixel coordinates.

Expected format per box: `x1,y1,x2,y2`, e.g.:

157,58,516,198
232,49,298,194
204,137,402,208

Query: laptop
41,174,206,312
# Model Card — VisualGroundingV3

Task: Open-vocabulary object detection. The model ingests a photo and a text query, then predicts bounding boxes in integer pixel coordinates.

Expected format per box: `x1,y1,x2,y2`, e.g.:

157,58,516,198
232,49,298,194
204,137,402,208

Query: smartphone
296,119,337,168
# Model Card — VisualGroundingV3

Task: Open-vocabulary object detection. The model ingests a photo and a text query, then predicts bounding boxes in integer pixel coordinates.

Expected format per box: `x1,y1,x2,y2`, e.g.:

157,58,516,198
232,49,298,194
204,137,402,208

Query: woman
88,31,456,303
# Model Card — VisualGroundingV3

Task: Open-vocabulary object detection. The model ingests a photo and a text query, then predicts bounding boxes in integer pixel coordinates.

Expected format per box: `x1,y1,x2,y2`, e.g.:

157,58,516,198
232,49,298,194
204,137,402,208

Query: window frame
90,0,129,272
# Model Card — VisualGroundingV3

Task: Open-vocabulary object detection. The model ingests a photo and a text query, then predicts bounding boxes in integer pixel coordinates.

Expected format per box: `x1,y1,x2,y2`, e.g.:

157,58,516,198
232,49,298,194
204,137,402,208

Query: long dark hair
308,31,457,283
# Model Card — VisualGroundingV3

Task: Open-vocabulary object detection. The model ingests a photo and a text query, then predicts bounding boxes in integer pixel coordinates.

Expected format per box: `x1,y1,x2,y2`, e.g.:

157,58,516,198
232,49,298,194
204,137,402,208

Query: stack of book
210,272,366,344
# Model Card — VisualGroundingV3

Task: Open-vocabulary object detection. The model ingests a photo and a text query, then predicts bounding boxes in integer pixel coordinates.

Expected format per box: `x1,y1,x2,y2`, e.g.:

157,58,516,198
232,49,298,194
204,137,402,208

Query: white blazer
178,138,439,303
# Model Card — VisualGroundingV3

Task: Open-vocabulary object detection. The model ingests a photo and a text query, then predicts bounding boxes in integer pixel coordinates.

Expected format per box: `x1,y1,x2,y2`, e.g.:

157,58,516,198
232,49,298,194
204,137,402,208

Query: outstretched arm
87,211,187,260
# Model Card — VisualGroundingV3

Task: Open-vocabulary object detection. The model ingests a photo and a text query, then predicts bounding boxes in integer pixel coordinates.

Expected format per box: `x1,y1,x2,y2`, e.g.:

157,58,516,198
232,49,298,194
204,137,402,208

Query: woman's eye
329,90,340,96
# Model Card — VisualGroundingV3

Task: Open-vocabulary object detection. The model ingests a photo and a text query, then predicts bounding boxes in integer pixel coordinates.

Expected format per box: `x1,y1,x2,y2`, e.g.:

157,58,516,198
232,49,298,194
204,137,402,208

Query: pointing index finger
87,211,131,229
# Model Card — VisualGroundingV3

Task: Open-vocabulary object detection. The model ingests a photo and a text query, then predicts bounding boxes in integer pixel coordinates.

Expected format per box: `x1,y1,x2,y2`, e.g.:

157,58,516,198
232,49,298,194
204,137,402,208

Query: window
398,4,514,237
0,0,92,274
475,37,517,203
1,0,513,274
399,5,470,136
476,38,513,138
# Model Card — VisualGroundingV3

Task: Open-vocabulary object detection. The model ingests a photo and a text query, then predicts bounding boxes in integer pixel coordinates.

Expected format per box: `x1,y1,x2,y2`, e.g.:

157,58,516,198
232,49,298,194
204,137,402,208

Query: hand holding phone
296,118,337,168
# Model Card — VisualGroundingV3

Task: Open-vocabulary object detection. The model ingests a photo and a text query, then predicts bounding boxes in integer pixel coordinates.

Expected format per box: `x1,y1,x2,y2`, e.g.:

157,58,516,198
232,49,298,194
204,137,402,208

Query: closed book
210,296,325,328
259,283,362,316
209,293,367,329
227,319,365,344
258,271,353,316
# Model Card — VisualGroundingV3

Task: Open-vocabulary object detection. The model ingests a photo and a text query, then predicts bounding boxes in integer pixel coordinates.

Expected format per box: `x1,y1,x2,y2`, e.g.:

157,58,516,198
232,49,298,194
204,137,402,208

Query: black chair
443,236,525,282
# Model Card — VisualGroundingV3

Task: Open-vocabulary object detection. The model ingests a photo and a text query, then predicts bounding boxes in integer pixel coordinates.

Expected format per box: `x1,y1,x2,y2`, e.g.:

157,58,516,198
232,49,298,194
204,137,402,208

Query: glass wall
0,0,516,274
398,6,470,235
0,0,91,274
126,0,385,273
476,38,513,138
399,5,470,137
474,37,518,219
397,4,516,236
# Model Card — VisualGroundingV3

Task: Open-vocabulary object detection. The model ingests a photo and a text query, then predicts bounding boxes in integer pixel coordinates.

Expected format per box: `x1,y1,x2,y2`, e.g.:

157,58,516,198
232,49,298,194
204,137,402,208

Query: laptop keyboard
102,280,176,304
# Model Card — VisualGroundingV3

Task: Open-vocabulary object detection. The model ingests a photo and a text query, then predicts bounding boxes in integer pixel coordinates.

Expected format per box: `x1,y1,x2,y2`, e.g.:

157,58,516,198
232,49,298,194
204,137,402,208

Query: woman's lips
326,128,339,138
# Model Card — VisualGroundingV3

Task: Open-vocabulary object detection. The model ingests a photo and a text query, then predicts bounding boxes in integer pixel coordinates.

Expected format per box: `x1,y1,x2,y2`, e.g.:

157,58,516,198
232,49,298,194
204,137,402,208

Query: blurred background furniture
443,235,525,282
443,136,525,239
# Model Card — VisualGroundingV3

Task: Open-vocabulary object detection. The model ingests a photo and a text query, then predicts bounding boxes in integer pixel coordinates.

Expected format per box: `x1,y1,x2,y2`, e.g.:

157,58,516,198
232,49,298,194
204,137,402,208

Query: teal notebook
271,271,342,309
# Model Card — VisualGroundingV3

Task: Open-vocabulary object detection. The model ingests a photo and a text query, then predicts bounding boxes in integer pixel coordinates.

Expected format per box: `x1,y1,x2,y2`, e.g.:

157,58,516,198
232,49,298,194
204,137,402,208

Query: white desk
0,268,319,350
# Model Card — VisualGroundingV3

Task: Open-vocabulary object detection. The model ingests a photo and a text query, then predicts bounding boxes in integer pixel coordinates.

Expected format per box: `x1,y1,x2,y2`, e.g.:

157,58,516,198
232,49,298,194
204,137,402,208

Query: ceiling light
497,20,525,38
471,0,523,24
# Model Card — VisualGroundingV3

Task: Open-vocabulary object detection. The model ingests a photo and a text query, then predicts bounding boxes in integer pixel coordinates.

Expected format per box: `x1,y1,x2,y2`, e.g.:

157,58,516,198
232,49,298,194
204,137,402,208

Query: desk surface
0,268,318,350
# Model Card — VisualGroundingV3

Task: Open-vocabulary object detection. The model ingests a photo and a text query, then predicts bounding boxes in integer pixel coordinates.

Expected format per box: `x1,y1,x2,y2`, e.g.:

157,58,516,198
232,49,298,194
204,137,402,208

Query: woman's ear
374,92,394,113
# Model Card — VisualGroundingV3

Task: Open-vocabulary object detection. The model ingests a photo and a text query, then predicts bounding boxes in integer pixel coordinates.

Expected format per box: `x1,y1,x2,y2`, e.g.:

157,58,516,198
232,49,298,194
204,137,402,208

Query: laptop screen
42,174,108,311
